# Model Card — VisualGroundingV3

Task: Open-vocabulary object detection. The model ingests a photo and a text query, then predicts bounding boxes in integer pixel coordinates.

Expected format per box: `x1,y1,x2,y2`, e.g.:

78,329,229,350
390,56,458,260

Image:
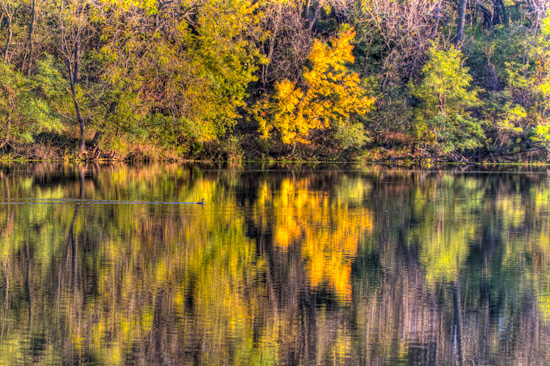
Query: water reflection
0,164,549,365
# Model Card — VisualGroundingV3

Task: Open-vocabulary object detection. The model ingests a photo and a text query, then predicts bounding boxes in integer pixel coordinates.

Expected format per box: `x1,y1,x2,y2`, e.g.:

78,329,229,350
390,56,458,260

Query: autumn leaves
255,29,375,145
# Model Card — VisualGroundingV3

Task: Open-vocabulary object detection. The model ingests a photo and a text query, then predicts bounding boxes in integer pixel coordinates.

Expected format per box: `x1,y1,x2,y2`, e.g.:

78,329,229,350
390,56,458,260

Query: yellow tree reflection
256,176,373,301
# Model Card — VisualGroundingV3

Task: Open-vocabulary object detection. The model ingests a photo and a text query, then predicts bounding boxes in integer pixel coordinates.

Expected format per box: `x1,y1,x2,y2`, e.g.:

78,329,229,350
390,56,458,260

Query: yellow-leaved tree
254,28,375,145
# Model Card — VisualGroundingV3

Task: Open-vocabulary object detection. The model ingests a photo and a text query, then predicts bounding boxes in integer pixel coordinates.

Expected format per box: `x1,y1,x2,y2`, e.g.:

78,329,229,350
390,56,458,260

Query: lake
0,163,549,365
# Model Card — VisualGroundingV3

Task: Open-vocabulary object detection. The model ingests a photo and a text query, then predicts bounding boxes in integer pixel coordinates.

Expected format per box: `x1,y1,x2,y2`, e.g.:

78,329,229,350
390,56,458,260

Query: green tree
411,44,484,156
96,0,263,152
0,60,62,150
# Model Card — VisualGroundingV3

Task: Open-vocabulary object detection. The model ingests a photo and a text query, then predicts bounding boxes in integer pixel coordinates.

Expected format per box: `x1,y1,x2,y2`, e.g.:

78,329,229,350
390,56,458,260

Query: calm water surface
0,163,549,365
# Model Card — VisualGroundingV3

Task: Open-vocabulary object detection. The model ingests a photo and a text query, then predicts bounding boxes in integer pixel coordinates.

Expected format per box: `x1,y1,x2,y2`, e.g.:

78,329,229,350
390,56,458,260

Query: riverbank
2,130,549,166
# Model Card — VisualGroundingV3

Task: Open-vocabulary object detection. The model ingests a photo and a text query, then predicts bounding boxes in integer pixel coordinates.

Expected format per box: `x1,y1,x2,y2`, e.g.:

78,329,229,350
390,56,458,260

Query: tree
96,0,263,153
24,0,38,76
254,28,374,146
259,0,312,87
0,0,20,63
0,60,62,150
54,0,96,155
411,44,484,156
455,0,467,47
351,0,444,83
258,0,349,88
526,12,550,152
475,10,550,159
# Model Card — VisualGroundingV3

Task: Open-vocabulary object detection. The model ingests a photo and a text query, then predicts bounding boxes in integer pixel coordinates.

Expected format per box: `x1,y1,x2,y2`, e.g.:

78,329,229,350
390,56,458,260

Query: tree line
1,0,550,162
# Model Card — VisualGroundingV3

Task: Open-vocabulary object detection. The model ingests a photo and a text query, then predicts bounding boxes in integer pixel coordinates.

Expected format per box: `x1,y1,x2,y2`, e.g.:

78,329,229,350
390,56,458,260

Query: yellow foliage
255,29,375,144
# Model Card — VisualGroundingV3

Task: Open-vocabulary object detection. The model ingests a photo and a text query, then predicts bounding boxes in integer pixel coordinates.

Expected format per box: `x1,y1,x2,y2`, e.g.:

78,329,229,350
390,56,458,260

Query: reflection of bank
0,166,550,365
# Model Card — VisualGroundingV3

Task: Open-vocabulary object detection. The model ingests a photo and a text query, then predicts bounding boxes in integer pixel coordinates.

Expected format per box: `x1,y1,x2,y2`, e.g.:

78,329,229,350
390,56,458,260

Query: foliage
0,0,550,161
410,44,485,155
254,29,375,145
96,0,263,150
0,60,63,149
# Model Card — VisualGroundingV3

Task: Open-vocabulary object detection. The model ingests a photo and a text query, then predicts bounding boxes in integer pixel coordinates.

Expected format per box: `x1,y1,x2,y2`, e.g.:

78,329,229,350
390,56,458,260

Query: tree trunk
58,0,86,156
73,38,80,82
455,0,467,47
307,1,322,32
26,0,36,76
68,70,85,155
2,12,12,62
262,5,281,87
493,0,508,26
431,4,442,39
477,2,494,30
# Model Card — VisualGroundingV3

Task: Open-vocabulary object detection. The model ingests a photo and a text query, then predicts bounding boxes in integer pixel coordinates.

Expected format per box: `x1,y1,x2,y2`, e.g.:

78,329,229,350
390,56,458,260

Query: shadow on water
0,163,549,365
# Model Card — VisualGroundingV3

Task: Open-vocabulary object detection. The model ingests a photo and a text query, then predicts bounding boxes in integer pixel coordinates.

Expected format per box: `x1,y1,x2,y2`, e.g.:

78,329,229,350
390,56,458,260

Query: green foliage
334,121,370,150
466,12,550,157
410,44,485,155
464,24,528,91
97,0,263,148
526,13,550,149
0,60,63,149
